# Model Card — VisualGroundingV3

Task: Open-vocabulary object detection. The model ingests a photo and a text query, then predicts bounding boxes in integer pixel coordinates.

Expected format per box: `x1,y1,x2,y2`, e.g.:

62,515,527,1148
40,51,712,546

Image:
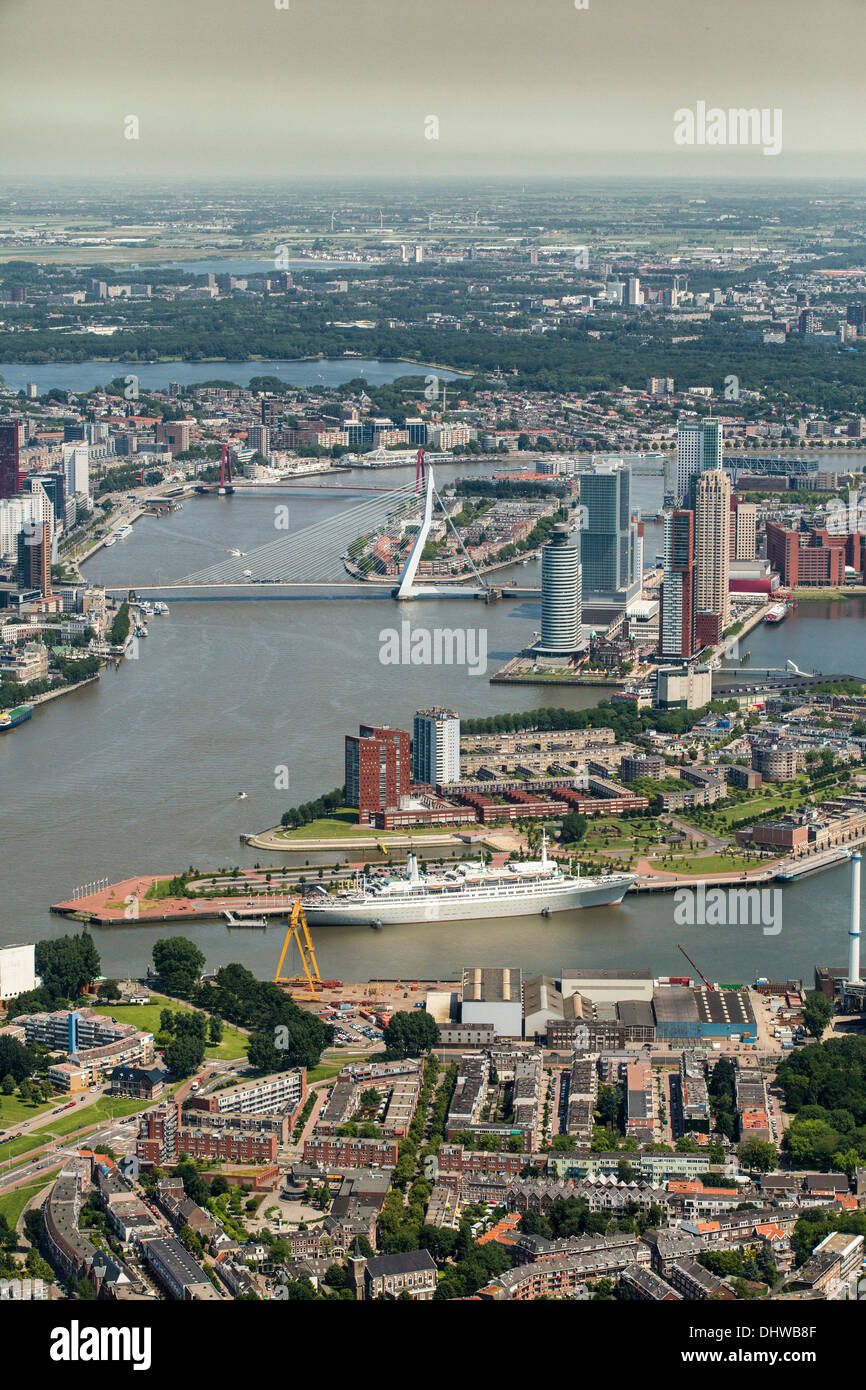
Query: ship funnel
406,852,420,884
849,852,862,986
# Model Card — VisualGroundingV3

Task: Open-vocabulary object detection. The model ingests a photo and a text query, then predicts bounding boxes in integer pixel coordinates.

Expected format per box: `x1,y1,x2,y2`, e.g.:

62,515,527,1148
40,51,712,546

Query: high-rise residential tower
539,523,582,652
412,708,460,786
659,510,696,659
674,418,722,505
695,466,732,637
729,495,757,560
17,520,51,596
61,442,90,502
0,417,22,500
578,458,639,608
345,724,410,822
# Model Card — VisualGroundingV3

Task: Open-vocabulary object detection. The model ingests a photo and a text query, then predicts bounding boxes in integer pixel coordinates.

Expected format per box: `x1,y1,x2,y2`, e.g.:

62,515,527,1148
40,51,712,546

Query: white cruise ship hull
304,877,632,926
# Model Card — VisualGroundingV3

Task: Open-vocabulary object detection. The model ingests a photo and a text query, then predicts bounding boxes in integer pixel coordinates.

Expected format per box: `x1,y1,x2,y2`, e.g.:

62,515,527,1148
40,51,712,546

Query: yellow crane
274,898,323,1000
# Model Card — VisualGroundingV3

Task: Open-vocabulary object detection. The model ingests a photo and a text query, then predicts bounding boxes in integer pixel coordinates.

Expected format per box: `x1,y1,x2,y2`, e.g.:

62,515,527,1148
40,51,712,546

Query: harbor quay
50,832,866,927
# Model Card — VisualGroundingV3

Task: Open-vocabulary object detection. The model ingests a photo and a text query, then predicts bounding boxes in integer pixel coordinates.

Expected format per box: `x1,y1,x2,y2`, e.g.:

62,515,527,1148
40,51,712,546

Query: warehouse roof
652,988,699,1023
695,988,756,1027
562,968,653,982
617,1000,655,1028
462,967,523,1003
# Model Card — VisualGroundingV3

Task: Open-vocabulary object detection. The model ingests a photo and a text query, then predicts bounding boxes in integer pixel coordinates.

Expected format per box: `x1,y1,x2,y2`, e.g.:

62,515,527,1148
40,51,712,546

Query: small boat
228,548,245,557
242,569,253,578
103,535,117,547
0,704,33,732
764,603,788,625
237,792,247,800
223,911,267,929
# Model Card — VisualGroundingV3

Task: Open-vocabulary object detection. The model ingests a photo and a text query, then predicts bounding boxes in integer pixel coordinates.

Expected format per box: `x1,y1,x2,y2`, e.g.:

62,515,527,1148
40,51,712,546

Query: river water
2,463,864,989
0,359,465,395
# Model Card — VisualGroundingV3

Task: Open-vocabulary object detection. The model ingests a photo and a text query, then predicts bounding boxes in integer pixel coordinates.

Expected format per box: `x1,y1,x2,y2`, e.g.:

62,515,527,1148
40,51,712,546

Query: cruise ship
302,834,633,926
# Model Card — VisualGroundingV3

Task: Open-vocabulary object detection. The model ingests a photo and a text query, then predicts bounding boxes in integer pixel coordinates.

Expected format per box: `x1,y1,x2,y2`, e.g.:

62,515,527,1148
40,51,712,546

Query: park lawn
307,1055,371,1084
665,853,767,875
2,1096,149,1163
0,1094,55,1127
276,813,451,841
103,995,248,1061
0,1171,61,1229
696,778,818,831
48,1094,146,1136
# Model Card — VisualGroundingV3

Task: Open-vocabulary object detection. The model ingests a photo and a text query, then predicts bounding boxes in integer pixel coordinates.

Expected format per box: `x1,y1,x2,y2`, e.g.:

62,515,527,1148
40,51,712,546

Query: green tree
152,937,206,997
559,811,588,844
803,992,833,1041
179,1224,204,1258
109,602,131,646
381,1011,439,1059
34,935,100,1002
164,1032,206,1078
738,1138,777,1174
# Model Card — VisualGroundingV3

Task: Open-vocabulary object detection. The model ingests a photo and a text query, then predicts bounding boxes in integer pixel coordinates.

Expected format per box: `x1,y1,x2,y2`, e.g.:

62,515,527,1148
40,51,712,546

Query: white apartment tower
539,523,582,652
412,707,460,786
0,481,54,560
62,442,90,502
675,418,722,504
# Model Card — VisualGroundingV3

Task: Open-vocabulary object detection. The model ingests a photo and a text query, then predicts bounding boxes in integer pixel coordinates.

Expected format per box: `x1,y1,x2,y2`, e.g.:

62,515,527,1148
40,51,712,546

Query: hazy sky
1,0,865,179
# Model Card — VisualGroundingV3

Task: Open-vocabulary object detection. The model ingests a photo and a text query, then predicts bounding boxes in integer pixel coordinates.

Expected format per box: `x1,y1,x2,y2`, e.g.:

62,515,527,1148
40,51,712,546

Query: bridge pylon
396,464,436,600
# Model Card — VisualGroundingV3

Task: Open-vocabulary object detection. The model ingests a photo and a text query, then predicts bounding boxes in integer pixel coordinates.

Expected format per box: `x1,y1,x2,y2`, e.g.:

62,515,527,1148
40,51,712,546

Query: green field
103,994,248,1061
307,1054,372,1084
275,812,454,841
0,1095,55,1128
684,776,854,834
663,853,766,875
702,783,810,830
1,1095,149,1164
0,1171,61,1229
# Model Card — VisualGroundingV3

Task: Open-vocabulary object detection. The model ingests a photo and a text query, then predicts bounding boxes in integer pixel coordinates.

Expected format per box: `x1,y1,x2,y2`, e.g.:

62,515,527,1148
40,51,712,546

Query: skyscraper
539,523,582,653
1,483,54,563
61,443,90,501
17,520,51,596
345,724,410,822
25,470,66,525
729,495,757,560
578,458,639,605
695,467,732,636
412,708,460,786
247,425,270,455
0,417,22,500
674,418,722,505
659,510,695,659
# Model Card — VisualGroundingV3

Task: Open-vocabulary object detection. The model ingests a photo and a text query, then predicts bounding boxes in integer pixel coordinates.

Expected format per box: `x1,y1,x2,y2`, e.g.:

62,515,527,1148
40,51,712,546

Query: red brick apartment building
344,724,410,822
436,1144,524,1183
303,1136,398,1169
765,522,846,586
175,1126,277,1165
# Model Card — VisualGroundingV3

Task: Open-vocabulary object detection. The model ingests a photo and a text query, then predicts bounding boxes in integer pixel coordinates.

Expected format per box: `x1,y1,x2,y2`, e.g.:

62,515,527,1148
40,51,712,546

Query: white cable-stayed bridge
108,469,500,602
